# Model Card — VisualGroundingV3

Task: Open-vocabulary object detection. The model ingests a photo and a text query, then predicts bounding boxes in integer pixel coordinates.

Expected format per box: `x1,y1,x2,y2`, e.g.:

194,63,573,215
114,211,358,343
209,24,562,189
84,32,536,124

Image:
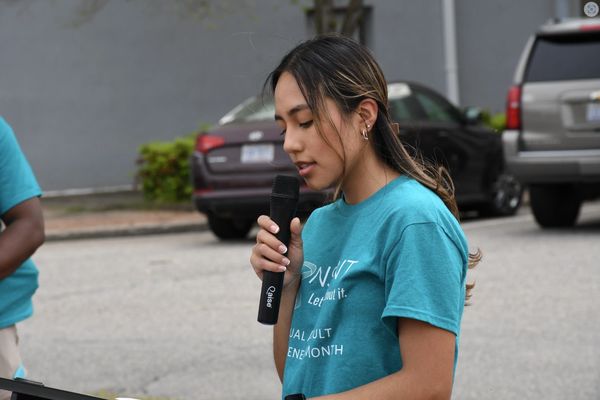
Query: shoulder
0,116,13,135
0,117,42,213
0,117,25,164
0,117,14,142
383,177,468,257
0,117,21,155
385,176,449,224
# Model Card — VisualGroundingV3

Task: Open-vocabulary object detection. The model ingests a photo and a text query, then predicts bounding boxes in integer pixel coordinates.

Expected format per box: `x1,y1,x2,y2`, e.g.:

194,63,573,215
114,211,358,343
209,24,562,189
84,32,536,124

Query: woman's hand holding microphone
250,215,304,290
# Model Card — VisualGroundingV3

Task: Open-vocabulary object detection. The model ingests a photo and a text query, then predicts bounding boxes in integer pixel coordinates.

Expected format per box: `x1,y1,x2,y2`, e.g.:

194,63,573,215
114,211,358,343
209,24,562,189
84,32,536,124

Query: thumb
289,217,303,250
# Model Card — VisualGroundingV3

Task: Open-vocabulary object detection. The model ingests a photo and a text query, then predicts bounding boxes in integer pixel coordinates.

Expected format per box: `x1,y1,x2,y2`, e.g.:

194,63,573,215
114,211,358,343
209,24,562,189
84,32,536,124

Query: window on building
305,5,372,45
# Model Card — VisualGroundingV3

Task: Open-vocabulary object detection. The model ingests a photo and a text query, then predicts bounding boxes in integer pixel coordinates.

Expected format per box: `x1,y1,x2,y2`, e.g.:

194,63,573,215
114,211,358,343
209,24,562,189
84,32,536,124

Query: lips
295,161,316,177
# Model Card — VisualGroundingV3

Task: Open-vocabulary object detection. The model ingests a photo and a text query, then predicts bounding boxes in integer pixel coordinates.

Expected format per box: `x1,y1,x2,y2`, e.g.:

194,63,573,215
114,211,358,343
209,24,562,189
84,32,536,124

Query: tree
0,0,366,37
313,0,365,37
0,0,258,27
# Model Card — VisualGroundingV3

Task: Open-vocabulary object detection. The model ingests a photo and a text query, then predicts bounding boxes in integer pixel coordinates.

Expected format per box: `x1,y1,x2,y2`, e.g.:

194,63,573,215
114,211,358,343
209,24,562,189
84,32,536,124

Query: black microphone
257,175,300,325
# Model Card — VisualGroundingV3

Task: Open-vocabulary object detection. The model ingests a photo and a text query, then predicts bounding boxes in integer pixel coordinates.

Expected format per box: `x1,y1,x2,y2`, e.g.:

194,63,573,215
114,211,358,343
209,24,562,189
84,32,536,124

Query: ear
356,98,378,129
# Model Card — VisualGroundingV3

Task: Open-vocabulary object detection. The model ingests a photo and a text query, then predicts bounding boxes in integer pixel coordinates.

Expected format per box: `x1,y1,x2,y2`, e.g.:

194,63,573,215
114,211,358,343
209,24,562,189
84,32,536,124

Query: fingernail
282,258,290,266
279,245,287,254
270,225,279,234
279,265,287,272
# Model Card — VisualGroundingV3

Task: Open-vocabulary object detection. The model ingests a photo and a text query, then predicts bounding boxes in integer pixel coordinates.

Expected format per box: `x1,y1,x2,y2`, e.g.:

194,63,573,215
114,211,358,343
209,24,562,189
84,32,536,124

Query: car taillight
196,134,225,154
506,85,522,130
581,24,600,31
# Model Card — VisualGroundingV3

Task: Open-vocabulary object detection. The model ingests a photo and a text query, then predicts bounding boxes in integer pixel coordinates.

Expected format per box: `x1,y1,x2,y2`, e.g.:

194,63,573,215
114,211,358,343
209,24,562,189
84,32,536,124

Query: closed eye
280,120,313,136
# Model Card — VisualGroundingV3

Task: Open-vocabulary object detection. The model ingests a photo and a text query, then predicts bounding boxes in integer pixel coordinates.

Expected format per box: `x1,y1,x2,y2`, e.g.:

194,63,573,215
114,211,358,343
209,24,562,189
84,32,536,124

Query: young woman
250,35,479,400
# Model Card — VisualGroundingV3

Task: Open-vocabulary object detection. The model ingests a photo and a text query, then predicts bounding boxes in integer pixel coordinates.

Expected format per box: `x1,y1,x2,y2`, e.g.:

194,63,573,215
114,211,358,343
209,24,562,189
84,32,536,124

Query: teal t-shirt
282,175,468,398
0,117,42,328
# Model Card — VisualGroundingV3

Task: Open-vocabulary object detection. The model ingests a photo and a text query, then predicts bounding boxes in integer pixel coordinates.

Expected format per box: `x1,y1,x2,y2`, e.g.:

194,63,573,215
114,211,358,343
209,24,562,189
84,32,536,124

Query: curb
45,222,208,242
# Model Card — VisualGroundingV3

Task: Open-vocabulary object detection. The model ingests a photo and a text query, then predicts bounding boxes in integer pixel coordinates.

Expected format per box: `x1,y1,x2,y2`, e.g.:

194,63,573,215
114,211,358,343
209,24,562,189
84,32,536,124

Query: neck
341,145,400,205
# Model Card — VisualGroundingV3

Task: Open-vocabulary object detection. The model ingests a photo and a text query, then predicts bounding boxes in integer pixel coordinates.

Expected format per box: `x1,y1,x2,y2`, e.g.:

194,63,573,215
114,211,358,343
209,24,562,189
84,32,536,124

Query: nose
282,129,303,155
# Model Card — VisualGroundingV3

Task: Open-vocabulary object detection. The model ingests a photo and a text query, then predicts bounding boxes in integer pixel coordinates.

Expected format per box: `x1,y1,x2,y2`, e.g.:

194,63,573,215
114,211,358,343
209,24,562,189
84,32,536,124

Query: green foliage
479,110,507,132
136,134,196,203
489,112,507,132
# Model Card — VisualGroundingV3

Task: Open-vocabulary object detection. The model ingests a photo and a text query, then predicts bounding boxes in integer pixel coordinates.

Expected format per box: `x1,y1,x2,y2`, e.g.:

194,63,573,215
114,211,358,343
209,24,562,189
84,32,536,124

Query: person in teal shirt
250,36,480,400
0,117,44,400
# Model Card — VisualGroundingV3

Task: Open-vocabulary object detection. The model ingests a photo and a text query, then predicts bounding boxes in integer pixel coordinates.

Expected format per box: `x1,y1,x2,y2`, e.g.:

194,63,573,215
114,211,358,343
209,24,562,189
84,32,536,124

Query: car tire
480,172,523,217
207,213,253,240
529,184,582,228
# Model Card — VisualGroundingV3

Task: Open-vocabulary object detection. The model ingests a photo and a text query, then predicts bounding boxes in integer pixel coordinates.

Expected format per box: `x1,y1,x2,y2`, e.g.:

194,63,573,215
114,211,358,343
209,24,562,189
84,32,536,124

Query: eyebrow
274,104,310,121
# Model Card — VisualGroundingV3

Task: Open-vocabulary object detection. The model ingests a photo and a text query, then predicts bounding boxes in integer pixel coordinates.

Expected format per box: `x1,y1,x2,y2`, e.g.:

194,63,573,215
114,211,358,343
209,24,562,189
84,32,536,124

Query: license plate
241,144,274,163
586,103,600,122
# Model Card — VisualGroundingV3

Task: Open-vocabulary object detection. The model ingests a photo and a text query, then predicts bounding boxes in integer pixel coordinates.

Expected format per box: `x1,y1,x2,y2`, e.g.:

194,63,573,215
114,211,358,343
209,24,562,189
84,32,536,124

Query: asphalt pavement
21,203,600,400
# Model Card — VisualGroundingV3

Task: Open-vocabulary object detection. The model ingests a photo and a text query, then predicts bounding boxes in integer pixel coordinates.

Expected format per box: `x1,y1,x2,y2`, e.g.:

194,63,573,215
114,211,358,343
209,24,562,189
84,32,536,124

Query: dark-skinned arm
0,197,45,280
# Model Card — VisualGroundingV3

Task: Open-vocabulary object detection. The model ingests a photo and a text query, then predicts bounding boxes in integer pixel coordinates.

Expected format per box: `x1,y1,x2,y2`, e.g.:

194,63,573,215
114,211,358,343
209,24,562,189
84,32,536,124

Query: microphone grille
272,175,300,198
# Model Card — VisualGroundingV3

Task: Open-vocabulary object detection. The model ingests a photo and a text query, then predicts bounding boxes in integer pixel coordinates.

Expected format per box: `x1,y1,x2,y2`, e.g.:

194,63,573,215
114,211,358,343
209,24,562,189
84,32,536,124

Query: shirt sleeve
381,222,467,336
0,118,42,216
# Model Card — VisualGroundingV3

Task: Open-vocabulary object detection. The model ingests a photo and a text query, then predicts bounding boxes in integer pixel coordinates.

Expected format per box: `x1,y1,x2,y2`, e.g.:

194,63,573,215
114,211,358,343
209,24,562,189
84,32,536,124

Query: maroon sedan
192,96,328,239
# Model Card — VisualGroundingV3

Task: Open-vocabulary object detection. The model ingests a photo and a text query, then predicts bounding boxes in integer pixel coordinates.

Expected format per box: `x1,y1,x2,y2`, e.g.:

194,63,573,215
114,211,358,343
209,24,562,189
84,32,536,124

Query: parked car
192,81,522,240
502,18,600,228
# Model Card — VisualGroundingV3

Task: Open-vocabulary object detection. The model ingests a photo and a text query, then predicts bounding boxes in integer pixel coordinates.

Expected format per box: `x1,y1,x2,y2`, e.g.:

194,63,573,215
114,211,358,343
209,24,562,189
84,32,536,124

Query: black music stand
0,378,104,400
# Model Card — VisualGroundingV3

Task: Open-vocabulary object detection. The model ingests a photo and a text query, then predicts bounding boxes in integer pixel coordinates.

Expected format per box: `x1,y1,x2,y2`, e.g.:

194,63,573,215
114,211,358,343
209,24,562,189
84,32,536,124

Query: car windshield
219,82,431,126
525,33,600,82
219,96,275,125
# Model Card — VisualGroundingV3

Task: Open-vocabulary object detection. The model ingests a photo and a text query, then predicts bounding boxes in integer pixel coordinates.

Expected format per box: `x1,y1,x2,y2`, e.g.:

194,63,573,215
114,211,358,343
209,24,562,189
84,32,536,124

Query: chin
303,176,338,192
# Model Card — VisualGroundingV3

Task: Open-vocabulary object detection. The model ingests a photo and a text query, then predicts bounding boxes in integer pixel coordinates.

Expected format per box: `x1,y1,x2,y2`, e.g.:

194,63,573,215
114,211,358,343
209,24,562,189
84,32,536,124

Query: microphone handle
257,196,297,325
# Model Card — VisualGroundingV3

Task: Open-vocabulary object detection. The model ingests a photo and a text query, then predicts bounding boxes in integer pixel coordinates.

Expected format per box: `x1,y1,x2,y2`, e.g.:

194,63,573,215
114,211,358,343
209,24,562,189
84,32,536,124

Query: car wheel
207,213,253,240
529,184,582,228
481,173,523,217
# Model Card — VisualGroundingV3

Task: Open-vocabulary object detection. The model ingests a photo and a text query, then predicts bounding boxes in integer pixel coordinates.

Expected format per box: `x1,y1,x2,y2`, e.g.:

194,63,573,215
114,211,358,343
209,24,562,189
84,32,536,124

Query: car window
387,83,427,122
413,89,462,124
389,96,424,121
219,97,275,125
525,33,600,82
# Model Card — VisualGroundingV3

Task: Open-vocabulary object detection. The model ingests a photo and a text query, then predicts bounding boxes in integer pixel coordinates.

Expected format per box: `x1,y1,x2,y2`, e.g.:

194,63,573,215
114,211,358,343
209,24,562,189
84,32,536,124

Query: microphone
257,175,300,325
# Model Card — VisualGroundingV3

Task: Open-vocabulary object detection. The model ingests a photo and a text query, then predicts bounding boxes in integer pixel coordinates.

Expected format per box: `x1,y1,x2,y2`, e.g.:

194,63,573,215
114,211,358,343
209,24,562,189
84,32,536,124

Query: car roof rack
539,17,600,34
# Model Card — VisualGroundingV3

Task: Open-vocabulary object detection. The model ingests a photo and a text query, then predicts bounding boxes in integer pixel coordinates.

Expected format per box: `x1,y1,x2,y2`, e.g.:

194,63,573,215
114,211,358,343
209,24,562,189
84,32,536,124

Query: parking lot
19,202,600,400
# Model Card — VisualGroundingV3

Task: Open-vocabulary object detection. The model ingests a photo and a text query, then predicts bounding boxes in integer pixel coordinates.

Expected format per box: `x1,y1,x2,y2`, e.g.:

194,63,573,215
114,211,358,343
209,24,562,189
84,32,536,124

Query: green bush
136,134,196,203
480,110,507,132
489,112,507,132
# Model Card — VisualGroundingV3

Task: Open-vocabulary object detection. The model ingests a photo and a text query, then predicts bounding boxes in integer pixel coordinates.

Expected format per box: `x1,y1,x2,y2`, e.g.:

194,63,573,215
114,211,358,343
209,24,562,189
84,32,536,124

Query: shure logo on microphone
266,286,276,308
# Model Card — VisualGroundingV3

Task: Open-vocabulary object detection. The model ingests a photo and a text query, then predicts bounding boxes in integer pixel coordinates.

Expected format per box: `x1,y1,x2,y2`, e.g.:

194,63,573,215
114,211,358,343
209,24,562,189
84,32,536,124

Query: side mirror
463,107,484,125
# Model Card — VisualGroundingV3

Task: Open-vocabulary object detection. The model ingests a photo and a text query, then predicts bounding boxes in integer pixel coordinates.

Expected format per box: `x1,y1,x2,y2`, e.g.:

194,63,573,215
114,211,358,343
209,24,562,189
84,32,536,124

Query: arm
251,216,304,382
273,278,300,381
313,318,455,400
0,197,45,279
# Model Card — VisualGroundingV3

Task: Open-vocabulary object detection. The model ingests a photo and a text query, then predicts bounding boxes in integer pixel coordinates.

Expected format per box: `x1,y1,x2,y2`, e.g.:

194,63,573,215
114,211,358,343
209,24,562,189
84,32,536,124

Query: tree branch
315,0,338,34
340,0,363,37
